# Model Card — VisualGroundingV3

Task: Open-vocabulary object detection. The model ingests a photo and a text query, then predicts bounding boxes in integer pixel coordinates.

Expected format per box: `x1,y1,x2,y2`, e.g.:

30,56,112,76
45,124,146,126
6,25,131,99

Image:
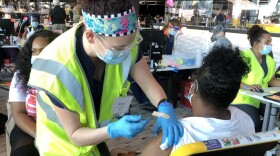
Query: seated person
232,25,280,132
140,47,255,155
8,30,59,156
162,19,180,55
22,14,44,39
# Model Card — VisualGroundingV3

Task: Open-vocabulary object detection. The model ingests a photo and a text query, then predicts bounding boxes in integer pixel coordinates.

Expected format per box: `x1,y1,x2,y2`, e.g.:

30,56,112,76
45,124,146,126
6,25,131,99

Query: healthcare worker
22,14,44,39
232,25,280,132
28,0,183,155
210,24,232,49
164,18,180,55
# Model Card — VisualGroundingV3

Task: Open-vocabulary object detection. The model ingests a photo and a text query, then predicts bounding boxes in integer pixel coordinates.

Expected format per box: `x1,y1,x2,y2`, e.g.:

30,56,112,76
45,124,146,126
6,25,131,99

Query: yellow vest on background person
275,66,280,79
28,23,138,156
232,49,275,108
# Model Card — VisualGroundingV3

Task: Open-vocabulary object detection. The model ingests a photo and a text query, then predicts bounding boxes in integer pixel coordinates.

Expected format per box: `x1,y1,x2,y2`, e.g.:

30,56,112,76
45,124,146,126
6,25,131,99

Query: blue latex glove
153,101,184,148
107,115,149,139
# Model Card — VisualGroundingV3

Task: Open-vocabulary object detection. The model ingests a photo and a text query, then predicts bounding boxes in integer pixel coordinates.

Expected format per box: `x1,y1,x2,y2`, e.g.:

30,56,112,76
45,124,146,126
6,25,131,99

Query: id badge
111,95,133,115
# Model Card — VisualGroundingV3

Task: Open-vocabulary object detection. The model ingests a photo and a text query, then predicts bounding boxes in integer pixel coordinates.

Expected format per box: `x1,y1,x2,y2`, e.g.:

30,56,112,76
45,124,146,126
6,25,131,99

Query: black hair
15,30,60,91
82,0,133,15
196,47,250,110
29,14,40,22
169,19,181,27
247,25,269,47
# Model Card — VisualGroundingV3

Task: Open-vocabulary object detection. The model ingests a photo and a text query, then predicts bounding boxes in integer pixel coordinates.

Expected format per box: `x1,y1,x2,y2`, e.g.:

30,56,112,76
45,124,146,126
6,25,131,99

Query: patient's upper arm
140,132,173,156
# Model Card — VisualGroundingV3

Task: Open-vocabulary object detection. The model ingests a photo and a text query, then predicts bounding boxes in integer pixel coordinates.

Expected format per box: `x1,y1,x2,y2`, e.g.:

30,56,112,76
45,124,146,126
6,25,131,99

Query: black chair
0,48,19,74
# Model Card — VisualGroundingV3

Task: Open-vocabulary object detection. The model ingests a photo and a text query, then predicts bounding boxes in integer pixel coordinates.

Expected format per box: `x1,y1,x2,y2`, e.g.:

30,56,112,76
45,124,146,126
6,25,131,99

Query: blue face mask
31,22,39,28
168,29,177,36
95,48,129,64
31,56,38,64
260,45,272,55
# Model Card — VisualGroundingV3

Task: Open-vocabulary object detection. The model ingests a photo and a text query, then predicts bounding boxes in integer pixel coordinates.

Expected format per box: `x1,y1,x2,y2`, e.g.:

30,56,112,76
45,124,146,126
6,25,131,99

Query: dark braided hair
15,30,59,91
247,25,269,47
196,47,250,110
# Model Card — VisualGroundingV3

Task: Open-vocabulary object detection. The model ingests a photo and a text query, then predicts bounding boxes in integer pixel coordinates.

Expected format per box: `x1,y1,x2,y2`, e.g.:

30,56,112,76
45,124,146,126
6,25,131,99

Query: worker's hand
153,101,184,148
247,84,262,91
107,115,149,139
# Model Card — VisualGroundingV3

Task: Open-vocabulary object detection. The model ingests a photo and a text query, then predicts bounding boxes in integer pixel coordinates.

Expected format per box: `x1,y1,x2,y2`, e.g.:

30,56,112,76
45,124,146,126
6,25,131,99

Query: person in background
225,11,231,27
163,19,180,55
49,0,67,32
69,6,74,21
72,0,83,23
232,25,280,132
164,19,189,57
215,7,226,26
28,0,183,155
141,47,254,156
8,30,59,156
210,24,232,49
22,14,44,39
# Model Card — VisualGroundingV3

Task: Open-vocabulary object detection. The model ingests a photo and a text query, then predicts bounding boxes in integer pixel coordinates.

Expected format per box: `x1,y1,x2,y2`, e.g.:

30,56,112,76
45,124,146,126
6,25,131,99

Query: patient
140,47,255,155
8,30,59,156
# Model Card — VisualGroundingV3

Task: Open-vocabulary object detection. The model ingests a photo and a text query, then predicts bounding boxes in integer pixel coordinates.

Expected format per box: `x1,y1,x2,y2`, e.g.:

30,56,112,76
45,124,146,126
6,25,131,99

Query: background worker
232,25,280,132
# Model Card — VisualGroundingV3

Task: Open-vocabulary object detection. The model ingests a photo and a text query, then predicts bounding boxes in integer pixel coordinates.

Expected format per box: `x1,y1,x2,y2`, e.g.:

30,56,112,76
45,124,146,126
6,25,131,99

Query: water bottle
9,34,13,45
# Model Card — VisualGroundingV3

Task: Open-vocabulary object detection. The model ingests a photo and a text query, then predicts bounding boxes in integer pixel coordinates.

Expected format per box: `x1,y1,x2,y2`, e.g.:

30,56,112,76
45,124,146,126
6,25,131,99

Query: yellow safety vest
28,22,138,156
232,49,275,108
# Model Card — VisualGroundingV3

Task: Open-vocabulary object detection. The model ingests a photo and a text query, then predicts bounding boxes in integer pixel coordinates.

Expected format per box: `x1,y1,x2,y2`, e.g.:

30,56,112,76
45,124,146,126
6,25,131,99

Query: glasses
168,25,180,31
95,31,143,51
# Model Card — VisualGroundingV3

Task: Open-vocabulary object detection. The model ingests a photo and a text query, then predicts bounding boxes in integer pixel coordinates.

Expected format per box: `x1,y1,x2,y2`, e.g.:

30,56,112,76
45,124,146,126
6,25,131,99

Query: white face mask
186,80,198,106
31,56,38,64
187,94,194,106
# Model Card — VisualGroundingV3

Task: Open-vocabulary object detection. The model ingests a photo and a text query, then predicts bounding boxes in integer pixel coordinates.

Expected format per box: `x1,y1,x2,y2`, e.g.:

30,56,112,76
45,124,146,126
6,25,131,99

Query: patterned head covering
82,8,137,37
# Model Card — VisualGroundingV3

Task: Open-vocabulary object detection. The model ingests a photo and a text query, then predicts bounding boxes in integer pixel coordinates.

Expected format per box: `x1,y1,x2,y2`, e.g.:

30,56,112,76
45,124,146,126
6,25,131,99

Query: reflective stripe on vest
32,58,85,110
99,52,135,127
37,91,63,128
232,49,275,108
